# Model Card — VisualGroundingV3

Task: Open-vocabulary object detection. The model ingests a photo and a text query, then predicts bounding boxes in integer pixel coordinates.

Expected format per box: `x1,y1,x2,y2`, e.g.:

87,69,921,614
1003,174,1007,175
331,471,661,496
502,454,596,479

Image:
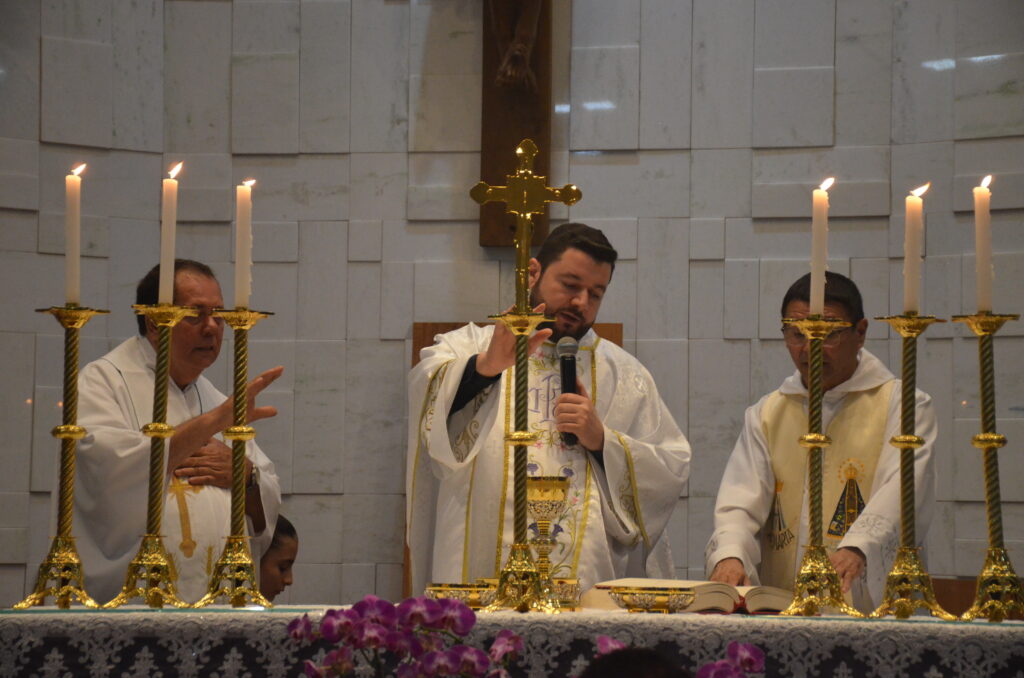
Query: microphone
556,337,579,447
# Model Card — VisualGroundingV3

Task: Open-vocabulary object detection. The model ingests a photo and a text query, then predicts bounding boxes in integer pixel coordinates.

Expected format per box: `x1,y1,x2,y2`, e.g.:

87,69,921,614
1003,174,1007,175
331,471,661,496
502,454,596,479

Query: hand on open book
830,547,866,593
709,557,750,586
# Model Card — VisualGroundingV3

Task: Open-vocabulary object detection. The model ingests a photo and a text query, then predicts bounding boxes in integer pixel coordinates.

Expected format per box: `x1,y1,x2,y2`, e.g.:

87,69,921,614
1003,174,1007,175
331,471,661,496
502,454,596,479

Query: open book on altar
581,578,793,614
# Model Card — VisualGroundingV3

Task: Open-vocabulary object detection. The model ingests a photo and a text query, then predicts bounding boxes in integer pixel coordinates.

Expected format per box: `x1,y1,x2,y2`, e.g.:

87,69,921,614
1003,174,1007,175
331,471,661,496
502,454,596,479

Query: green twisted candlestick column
871,313,952,620
15,305,108,610
780,315,861,618
954,312,1022,622
105,304,196,609
195,308,271,609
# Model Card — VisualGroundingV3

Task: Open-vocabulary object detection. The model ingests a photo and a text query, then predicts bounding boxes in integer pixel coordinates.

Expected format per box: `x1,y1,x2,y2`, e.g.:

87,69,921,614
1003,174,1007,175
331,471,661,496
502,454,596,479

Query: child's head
260,514,298,602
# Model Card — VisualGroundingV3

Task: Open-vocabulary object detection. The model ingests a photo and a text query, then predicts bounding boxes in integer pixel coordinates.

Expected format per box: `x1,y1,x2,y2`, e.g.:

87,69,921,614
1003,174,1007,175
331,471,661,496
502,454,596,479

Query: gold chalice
526,476,570,602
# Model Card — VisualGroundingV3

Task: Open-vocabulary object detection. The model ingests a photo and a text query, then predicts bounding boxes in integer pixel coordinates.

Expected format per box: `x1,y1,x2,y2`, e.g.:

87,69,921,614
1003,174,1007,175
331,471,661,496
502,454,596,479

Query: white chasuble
406,324,691,596
73,336,281,604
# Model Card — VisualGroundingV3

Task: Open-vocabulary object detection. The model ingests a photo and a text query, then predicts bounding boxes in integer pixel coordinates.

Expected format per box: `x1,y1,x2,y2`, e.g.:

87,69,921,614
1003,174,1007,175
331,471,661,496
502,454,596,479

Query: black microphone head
556,336,579,357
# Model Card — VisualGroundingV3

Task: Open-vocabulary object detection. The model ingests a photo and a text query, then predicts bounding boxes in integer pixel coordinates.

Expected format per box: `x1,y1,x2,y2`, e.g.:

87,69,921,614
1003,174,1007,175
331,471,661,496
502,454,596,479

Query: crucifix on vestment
470,138,580,612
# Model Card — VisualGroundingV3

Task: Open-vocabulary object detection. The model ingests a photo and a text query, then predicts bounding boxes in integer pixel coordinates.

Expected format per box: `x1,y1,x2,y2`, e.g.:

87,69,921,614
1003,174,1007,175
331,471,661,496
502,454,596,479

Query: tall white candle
159,162,183,304
64,164,86,305
810,177,834,315
974,175,993,312
234,179,255,308
902,183,929,314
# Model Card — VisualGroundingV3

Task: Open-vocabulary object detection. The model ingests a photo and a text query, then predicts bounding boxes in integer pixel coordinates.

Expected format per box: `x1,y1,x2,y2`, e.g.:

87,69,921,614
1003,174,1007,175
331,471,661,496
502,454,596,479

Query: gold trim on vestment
412,361,452,586
463,457,478,583
615,430,651,549
497,369,514,575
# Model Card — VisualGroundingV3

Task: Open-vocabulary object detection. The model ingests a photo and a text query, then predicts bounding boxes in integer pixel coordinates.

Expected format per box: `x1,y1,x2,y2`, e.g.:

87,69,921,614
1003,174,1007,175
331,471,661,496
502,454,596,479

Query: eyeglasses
181,308,226,328
781,325,850,348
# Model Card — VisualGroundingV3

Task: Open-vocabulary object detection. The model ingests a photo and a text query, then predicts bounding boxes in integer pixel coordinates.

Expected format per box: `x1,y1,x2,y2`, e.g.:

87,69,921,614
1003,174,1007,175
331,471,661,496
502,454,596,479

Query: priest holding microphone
406,223,691,596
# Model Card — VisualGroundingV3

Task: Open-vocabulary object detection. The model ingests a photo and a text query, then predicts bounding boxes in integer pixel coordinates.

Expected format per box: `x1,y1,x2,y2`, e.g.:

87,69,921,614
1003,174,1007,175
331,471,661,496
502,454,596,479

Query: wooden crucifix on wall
479,0,553,247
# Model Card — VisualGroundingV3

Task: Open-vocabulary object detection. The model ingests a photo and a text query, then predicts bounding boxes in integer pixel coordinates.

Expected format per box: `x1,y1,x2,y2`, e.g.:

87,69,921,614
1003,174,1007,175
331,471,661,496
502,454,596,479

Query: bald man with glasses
705,271,937,613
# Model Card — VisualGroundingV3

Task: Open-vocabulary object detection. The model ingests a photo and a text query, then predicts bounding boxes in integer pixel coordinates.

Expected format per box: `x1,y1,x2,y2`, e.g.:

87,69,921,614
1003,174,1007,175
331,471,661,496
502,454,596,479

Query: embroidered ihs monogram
767,481,794,551
828,460,866,538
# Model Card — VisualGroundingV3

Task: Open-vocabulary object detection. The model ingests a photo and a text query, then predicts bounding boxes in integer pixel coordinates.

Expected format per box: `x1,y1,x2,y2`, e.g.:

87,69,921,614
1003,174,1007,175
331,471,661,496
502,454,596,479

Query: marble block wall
0,0,1022,606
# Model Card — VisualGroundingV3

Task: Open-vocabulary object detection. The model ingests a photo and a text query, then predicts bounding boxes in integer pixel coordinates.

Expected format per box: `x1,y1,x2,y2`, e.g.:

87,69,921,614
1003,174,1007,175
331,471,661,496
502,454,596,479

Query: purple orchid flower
287,614,314,642
324,646,354,674
436,598,476,636
398,596,443,629
726,641,765,673
353,594,399,628
447,645,491,677
419,650,457,677
595,635,626,656
319,608,361,644
489,629,524,664
385,629,415,658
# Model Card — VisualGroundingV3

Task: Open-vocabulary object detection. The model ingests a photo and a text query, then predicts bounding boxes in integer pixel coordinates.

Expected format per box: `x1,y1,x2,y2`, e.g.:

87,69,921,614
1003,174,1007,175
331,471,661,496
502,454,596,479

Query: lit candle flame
819,177,835,191
981,175,992,189
911,182,930,198
71,164,86,176
243,179,256,187
168,161,184,180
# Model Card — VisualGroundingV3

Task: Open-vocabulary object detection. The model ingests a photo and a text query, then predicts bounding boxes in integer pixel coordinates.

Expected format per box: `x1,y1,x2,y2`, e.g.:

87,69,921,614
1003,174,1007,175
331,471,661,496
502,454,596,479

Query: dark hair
580,648,690,678
780,271,864,323
268,514,297,552
535,222,617,274
135,259,217,335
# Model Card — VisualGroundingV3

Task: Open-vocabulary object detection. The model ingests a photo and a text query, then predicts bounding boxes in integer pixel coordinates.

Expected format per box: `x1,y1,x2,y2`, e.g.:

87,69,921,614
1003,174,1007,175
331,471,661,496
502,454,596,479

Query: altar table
2,606,1023,677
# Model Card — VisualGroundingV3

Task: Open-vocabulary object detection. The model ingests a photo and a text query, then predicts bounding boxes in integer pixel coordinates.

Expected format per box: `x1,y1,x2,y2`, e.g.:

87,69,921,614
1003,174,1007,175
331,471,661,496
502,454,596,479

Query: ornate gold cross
471,139,580,313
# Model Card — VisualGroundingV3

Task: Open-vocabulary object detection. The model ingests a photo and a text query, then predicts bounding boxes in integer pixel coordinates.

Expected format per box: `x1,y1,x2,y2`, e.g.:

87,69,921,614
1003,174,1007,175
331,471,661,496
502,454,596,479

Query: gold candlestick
780,315,863,618
104,304,197,609
14,305,109,610
953,311,1023,622
526,476,570,613
194,308,272,608
472,139,580,613
870,313,954,620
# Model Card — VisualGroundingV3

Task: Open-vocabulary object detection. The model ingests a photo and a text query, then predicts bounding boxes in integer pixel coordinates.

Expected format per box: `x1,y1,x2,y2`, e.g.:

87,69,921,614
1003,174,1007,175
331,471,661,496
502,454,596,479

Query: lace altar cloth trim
2,606,1023,677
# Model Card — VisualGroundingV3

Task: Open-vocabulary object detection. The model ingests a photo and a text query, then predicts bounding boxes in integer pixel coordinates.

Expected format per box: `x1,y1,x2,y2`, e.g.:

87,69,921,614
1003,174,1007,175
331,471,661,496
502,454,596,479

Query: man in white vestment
74,260,283,603
706,271,936,612
406,223,691,595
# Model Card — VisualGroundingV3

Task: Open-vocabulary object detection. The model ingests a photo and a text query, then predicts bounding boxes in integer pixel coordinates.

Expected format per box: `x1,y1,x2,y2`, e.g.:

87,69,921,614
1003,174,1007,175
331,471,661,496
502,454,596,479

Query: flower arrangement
288,595,522,678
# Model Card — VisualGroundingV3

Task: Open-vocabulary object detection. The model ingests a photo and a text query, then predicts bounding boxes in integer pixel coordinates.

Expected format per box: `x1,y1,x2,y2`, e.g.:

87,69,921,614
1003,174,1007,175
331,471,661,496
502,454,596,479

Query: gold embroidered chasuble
759,380,895,592
406,324,691,596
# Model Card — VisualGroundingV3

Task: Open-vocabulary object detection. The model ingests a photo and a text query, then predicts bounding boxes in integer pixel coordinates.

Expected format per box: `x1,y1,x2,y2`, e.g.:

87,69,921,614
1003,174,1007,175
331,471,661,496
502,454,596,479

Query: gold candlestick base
961,548,1024,622
14,536,98,610
486,543,558,613
871,547,956,620
780,545,864,617
193,536,270,608
103,534,189,608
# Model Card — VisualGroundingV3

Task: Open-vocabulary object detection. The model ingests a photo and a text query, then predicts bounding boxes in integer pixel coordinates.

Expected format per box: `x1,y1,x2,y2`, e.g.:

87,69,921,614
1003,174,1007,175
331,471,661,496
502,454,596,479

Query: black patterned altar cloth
2,606,1023,677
